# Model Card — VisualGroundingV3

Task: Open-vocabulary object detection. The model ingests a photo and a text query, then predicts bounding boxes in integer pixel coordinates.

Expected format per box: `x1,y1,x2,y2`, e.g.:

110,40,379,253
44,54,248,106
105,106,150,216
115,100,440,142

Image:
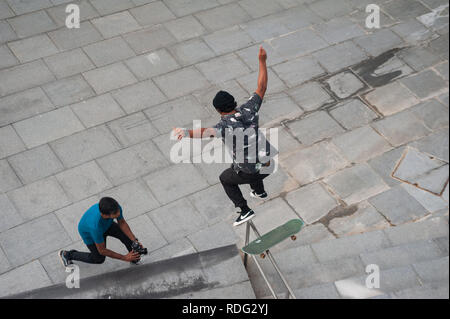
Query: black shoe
250,190,268,199
233,210,255,226
58,250,73,268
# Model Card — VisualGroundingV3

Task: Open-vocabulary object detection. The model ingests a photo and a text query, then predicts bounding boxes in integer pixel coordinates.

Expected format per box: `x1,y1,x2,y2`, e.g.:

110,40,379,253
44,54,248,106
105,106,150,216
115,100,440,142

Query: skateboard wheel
291,235,297,241
260,253,266,259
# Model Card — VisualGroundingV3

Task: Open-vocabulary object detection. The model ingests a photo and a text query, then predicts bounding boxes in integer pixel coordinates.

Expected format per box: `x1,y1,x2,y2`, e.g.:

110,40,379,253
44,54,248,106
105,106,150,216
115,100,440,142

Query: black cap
213,91,237,112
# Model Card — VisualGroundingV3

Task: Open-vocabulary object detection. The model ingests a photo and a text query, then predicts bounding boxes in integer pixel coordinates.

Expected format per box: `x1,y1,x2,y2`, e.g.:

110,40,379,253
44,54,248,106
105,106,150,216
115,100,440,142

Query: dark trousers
219,168,269,208
68,222,133,264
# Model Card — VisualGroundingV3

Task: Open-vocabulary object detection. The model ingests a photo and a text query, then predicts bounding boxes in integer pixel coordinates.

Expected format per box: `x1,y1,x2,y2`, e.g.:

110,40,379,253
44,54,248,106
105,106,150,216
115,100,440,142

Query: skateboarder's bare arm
173,127,217,140
255,46,268,100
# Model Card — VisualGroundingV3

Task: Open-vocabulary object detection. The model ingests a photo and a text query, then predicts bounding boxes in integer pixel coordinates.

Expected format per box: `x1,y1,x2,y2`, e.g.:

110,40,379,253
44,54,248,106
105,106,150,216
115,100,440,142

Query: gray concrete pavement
0,0,448,298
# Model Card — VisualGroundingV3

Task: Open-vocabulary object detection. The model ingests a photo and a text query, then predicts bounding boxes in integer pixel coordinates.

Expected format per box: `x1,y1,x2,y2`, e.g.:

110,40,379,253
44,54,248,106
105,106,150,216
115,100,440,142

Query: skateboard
242,219,304,259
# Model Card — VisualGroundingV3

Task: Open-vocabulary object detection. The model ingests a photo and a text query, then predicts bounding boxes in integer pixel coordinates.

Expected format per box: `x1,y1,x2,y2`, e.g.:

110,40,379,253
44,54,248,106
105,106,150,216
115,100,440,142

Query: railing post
244,221,251,268
245,220,297,299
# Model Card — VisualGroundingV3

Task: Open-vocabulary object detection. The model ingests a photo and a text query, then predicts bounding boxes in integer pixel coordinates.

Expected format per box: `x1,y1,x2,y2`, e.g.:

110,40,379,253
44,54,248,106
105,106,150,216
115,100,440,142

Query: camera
131,239,148,256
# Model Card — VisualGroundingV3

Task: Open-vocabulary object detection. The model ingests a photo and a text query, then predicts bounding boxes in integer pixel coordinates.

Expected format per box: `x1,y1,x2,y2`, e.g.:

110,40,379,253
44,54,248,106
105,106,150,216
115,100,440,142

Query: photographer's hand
123,251,141,262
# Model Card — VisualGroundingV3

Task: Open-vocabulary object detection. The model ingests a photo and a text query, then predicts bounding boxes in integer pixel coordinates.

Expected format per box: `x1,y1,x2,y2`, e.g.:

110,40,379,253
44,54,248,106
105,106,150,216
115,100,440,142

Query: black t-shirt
213,93,278,174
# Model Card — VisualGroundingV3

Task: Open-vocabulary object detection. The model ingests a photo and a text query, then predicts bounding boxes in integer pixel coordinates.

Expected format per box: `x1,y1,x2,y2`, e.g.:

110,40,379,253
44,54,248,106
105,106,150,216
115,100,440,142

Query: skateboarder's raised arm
255,46,268,101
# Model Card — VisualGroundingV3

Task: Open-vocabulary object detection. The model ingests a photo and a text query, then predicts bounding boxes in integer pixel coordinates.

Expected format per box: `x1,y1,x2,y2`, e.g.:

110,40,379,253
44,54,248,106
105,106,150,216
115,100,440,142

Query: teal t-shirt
78,204,123,245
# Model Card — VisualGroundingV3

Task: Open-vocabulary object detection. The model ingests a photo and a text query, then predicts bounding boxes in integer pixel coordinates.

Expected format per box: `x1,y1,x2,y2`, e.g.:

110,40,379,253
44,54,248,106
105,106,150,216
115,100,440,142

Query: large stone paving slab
0,194,23,233
286,182,339,224
328,201,390,237
368,186,429,225
287,111,345,145
0,159,21,193
325,72,365,99
97,140,169,186
312,41,367,73
55,161,112,202
148,198,207,242
144,163,209,205
7,176,71,220
0,125,25,159
125,49,180,81
410,99,449,131
83,37,136,68
42,75,95,107
82,62,138,95
402,183,448,213
272,56,326,88
8,34,58,63
393,148,447,184
400,69,447,99
0,87,55,127
0,260,52,298
329,99,379,130
188,184,235,225
0,44,18,69
50,125,121,168
197,53,251,85
332,126,392,163
258,93,304,126
195,3,251,31
288,82,335,112
282,141,349,185
187,221,238,252
91,11,141,39
269,29,328,59
47,21,103,51
368,146,407,187
8,144,64,184
13,107,85,148
153,67,210,99
409,129,449,162
324,163,390,205
0,214,72,267
169,38,215,67
107,112,159,147
364,82,420,116
7,10,57,38
371,109,431,147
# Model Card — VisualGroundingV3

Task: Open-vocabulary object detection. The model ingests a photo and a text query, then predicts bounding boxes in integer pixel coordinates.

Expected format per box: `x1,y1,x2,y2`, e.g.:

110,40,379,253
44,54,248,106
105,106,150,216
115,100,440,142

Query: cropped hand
173,128,189,140
259,46,267,63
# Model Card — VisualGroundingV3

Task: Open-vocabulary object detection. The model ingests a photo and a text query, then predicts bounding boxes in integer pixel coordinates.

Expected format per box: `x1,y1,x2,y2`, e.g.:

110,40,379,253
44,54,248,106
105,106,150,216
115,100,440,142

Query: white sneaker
250,191,268,199
233,210,255,226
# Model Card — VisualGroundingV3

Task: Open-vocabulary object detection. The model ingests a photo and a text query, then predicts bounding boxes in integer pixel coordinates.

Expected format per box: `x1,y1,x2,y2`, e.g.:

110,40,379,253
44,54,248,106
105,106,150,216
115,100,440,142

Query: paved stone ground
0,0,448,298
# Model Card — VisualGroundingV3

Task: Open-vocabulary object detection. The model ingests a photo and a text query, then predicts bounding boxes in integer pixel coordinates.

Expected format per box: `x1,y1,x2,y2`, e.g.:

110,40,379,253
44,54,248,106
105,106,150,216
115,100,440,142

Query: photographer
58,197,143,266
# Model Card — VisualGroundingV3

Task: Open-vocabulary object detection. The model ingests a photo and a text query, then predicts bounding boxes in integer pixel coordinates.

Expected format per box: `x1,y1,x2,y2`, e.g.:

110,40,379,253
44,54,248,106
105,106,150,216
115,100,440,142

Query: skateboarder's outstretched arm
255,46,268,101
173,127,217,140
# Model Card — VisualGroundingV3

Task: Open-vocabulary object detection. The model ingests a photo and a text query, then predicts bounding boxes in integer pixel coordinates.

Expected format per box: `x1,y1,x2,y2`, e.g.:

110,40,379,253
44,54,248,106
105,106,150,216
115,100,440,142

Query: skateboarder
174,46,277,227
58,197,142,267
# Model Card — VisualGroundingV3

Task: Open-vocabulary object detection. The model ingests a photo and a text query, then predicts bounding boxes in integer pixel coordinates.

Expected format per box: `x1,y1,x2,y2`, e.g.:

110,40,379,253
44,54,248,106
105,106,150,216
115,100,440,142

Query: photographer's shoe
58,250,73,268
233,210,255,227
250,190,268,199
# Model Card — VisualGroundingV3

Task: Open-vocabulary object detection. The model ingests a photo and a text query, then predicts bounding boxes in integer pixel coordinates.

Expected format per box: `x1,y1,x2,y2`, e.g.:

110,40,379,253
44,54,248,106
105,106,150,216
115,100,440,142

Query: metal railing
243,220,297,299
